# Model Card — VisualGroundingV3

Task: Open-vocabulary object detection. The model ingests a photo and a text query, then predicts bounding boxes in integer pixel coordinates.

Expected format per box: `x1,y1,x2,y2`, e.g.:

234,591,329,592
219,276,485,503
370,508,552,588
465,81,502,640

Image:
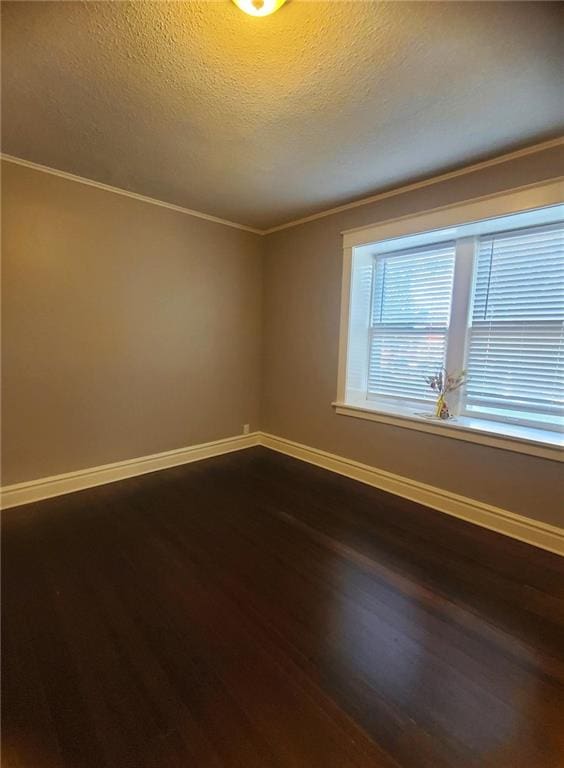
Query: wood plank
2,447,563,767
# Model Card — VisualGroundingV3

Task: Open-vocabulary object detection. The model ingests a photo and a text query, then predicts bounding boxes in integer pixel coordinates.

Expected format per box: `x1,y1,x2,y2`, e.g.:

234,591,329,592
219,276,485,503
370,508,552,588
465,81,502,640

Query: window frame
334,180,564,461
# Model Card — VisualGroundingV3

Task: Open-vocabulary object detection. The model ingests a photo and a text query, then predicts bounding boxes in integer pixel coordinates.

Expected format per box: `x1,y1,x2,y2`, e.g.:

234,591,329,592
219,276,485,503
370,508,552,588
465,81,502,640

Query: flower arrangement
424,368,467,420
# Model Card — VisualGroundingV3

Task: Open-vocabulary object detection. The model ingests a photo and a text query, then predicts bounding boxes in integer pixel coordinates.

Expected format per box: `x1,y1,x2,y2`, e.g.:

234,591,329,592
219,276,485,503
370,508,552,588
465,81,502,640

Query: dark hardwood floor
2,447,564,768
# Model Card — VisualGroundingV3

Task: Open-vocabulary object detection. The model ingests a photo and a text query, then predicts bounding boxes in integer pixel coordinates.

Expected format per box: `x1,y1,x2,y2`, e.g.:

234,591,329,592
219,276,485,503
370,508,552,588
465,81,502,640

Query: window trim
336,179,564,458
332,401,563,461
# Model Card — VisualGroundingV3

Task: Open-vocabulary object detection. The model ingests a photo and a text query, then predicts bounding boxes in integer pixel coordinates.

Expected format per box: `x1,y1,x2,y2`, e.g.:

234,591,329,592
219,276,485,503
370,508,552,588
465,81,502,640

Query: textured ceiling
2,1,563,229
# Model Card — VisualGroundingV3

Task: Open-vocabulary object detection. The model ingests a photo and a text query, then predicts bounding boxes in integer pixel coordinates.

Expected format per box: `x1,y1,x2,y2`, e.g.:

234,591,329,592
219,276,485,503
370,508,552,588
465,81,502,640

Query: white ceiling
2,1,563,229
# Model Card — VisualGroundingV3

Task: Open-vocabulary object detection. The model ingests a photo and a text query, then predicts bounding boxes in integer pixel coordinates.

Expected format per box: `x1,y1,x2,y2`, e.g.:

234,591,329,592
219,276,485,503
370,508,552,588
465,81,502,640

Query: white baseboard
259,433,564,556
3,429,562,556
1,432,260,510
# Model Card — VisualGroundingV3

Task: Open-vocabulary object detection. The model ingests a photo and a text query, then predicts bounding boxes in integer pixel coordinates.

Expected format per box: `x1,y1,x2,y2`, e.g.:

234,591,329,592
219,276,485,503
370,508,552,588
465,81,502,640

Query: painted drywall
1,160,262,485
261,144,564,528
3,146,563,530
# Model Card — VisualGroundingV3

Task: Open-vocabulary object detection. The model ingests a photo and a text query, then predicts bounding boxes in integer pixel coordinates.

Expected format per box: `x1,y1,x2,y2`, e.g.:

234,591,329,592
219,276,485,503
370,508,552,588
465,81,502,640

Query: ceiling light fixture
232,0,286,17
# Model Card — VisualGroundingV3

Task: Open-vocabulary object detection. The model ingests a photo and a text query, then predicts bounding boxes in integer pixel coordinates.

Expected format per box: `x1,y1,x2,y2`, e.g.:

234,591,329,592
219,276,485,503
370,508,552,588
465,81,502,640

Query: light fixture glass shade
232,0,286,17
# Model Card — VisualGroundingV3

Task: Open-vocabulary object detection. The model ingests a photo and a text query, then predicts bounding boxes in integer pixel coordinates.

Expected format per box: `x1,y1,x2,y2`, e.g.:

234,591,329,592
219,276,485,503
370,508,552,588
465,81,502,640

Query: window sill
332,401,563,462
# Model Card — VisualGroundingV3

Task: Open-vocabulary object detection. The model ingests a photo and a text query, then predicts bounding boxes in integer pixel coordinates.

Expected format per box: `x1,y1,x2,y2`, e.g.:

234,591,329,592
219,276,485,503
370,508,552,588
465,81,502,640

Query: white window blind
346,260,374,393
465,223,564,429
367,243,455,403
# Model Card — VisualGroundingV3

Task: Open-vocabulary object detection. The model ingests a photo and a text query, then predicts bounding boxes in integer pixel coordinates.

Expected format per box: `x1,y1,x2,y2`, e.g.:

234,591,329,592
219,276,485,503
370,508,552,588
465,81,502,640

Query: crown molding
261,136,564,235
3,137,563,236
0,154,263,235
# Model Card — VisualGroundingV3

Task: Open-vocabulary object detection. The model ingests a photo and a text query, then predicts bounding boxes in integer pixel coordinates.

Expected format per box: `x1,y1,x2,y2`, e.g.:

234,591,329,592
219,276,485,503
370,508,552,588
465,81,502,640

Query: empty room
1,1,563,766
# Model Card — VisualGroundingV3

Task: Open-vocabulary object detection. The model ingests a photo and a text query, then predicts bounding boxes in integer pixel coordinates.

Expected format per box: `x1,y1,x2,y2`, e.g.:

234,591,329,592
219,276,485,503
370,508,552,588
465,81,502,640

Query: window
367,242,456,406
465,225,563,429
337,190,564,454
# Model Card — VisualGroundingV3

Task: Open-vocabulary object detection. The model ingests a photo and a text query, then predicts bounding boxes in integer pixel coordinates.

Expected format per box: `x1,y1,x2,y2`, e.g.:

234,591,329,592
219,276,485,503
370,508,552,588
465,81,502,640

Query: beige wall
3,147,564,529
261,144,564,528
2,161,262,484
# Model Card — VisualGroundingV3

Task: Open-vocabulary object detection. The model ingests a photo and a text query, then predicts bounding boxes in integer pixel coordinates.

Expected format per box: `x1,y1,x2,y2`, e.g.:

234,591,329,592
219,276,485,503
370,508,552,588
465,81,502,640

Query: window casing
340,206,564,439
